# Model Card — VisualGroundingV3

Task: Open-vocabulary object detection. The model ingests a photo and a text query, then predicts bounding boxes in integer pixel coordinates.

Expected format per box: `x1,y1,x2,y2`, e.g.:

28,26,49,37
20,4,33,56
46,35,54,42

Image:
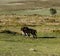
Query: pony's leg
24,32,27,36
27,33,30,37
33,34,37,39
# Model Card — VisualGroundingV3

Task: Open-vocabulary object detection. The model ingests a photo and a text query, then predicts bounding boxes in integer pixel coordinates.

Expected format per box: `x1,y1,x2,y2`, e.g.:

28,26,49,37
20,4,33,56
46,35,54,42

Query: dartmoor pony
21,26,37,38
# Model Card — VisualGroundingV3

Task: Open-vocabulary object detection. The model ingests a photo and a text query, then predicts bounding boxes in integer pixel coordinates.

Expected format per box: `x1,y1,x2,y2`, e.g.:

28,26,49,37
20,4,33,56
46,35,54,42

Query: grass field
0,25,60,56
0,0,60,56
0,11,60,56
0,21,60,56
0,33,60,56
0,13,60,56
0,8,60,16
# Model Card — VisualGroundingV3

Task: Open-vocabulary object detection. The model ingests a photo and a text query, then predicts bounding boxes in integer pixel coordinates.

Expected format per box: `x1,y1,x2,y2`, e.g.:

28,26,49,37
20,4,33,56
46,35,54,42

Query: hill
0,0,60,10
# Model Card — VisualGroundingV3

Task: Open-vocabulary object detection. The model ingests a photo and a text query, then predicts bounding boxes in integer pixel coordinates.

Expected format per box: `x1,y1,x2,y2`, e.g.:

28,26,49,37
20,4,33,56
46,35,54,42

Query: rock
29,48,37,52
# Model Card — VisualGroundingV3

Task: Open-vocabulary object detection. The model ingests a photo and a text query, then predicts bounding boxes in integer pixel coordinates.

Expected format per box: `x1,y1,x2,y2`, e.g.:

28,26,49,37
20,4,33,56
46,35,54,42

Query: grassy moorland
0,0,60,9
0,14,60,56
0,8,60,15
0,33,60,56
0,0,60,56
0,11,60,56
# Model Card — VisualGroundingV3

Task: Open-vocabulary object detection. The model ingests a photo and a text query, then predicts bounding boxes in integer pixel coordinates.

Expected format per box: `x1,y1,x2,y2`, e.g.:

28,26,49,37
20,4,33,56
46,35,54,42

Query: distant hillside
0,0,60,10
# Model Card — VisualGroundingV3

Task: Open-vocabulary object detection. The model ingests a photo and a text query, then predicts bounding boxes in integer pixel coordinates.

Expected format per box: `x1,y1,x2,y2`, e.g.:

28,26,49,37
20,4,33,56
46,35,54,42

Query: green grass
0,33,60,56
0,6,60,56
0,8,60,16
